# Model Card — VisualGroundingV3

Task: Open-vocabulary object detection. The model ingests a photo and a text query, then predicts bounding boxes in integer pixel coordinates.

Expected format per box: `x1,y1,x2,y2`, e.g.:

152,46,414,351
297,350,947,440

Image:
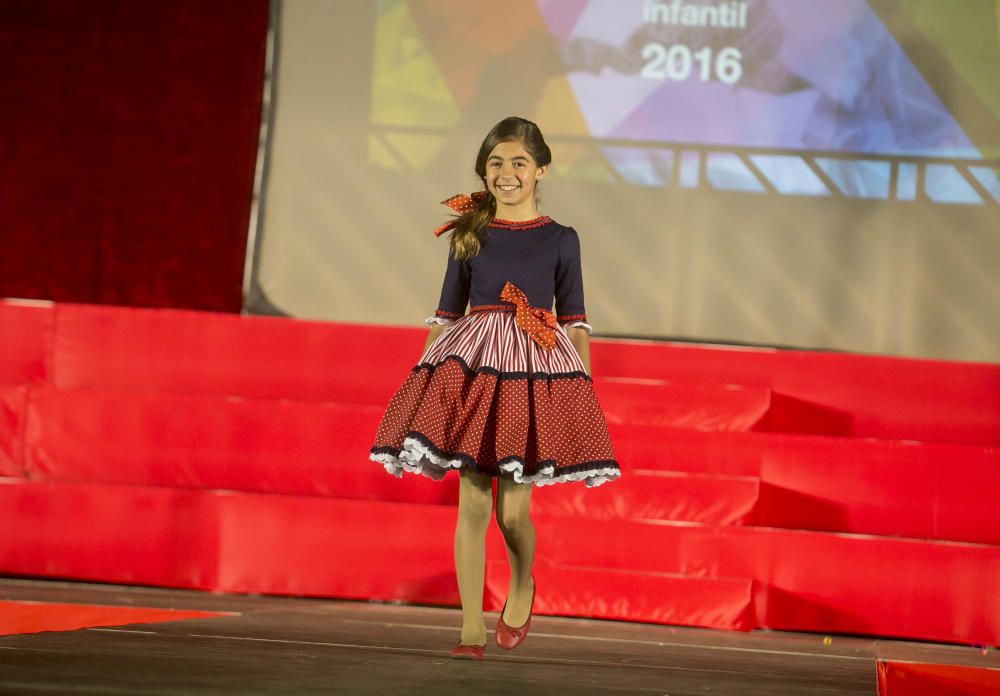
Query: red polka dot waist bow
500,281,558,351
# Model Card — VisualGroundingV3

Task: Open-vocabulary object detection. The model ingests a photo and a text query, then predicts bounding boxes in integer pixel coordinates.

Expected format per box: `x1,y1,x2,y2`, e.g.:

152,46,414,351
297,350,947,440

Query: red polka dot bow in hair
433,191,490,236
500,281,558,350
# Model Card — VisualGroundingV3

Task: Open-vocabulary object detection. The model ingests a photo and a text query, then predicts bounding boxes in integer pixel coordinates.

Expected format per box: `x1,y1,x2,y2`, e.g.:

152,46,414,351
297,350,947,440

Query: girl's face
485,140,546,211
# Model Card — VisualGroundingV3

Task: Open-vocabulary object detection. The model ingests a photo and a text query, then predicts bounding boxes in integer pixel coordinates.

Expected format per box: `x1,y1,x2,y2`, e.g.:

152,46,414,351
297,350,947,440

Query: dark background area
0,0,268,312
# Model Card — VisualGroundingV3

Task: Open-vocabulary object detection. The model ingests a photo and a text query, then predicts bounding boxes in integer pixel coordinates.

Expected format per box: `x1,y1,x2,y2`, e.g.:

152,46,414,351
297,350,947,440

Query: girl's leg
454,468,493,646
495,475,536,626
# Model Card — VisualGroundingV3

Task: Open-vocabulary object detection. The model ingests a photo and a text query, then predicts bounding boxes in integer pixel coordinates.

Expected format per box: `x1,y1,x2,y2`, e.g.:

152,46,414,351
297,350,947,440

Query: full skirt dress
369,306,621,487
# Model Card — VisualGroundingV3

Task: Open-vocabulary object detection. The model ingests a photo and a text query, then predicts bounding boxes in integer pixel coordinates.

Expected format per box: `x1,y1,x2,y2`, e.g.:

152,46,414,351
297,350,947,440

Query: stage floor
0,578,994,695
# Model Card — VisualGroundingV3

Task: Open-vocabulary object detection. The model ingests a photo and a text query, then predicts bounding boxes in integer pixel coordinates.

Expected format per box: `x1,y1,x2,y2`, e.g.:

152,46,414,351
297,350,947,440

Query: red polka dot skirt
369,310,621,487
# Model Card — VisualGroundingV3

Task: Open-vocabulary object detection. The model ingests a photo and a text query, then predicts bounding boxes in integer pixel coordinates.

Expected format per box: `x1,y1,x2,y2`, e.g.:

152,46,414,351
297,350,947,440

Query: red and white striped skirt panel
420,310,586,376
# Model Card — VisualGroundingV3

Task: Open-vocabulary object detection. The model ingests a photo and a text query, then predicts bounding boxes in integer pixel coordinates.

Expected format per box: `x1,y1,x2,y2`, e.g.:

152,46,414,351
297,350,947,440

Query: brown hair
448,116,552,260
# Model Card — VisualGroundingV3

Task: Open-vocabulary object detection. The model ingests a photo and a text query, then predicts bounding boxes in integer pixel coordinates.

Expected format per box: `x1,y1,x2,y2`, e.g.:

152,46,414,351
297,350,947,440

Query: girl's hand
566,326,591,375
423,323,446,352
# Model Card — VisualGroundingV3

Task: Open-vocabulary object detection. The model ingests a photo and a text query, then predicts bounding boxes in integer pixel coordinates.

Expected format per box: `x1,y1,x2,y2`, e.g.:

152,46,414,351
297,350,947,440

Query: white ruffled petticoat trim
497,459,619,488
371,436,620,488
371,437,462,481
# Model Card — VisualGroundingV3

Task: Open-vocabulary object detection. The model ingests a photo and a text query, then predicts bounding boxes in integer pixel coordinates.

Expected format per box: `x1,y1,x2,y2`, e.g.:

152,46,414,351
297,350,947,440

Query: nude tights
454,469,536,647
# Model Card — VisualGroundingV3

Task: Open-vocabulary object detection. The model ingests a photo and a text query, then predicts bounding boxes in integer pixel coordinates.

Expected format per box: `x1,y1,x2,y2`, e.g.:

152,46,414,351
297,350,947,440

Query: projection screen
248,0,1000,362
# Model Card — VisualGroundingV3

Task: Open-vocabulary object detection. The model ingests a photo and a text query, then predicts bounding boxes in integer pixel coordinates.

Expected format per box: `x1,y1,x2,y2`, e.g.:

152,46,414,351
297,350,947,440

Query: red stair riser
533,470,759,525
485,561,754,631
594,379,772,431
0,302,53,385
2,300,993,445
590,341,1000,446
0,386,28,477
50,303,419,403
20,385,456,505
2,478,998,645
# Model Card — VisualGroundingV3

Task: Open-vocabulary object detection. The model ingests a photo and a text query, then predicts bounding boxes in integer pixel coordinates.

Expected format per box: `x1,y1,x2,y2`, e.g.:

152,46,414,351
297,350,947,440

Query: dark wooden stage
1,578,995,695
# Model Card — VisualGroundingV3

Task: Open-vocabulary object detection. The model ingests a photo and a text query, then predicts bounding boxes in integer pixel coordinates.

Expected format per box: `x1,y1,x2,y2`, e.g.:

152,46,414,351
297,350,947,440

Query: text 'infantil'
642,0,749,29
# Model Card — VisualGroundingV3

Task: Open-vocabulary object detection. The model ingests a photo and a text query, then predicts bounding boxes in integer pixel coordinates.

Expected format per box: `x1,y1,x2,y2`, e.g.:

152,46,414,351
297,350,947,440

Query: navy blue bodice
434,217,587,322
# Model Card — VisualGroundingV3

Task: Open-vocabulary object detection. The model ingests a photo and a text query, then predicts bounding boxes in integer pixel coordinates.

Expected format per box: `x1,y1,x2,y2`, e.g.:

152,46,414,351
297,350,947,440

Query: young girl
370,116,620,660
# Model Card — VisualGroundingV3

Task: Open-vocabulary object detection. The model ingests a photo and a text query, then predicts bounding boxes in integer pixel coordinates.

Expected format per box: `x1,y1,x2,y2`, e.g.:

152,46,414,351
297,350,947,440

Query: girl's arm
424,246,469,354
567,326,591,375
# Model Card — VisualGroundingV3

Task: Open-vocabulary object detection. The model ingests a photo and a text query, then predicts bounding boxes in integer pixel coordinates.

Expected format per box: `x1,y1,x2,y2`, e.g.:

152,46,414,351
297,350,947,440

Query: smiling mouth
496,184,520,192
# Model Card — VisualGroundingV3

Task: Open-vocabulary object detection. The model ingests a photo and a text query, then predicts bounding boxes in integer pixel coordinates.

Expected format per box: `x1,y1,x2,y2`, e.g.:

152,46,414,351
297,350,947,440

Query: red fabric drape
0,1,268,311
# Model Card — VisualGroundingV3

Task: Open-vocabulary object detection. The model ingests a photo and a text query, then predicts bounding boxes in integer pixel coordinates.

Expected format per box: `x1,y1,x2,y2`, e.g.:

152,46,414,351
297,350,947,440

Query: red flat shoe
450,642,485,660
495,576,535,651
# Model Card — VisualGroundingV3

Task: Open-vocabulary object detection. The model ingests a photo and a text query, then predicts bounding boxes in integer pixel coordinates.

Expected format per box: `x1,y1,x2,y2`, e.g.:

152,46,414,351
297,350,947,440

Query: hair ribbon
433,191,490,237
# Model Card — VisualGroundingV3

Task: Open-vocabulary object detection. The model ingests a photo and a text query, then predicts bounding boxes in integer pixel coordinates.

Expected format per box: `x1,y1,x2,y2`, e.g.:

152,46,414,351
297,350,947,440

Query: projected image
369,0,1000,204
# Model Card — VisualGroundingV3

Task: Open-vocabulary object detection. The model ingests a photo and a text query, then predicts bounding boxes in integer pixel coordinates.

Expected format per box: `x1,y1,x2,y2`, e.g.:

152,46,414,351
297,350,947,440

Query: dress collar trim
488,216,552,230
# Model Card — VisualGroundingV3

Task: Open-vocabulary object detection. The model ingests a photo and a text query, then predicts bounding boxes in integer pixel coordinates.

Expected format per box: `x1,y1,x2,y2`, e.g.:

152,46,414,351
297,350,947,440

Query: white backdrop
249,0,1000,362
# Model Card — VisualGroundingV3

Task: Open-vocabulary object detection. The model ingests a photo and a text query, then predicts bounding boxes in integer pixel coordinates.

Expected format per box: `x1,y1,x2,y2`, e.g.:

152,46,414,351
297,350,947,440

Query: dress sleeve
554,227,592,334
425,248,470,325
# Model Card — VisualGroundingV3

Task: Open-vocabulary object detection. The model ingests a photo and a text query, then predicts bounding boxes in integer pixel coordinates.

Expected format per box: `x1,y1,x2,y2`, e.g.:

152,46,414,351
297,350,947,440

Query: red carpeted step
0,385,27,477
0,477,458,604
752,436,1000,545
213,487,458,602
756,392,854,436
877,660,1000,696
610,426,764,476
533,469,759,526
50,303,419,403
606,426,1000,545
0,477,220,589
535,514,1000,646
19,384,999,544
596,377,854,436
20,385,457,505
485,561,754,631
37,302,1000,446
594,377,772,431
591,340,1000,446
2,477,998,644
5,301,1000,649
0,301,52,384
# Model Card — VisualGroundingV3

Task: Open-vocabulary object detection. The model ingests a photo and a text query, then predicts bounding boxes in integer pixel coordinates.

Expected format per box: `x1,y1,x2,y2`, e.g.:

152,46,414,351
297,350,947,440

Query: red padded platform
595,378,773,431
592,340,1000,446
50,303,418,403
24,302,998,445
753,436,1000,545
598,377,853,436
214,491,459,602
2,302,1000,646
19,386,456,505
877,660,1000,695
21,379,997,542
611,426,763,476
0,478,219,589
25,382,996,543
486,561,754,631
3,476,998,645
607,427,1000,544
0,477,458,602
0,386,27,477
537,515,1000,645
0,301,52,385
533,469,759,525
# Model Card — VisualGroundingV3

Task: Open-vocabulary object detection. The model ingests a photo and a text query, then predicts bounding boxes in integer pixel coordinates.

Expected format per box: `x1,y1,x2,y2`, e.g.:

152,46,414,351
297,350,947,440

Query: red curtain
0,0,268,311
